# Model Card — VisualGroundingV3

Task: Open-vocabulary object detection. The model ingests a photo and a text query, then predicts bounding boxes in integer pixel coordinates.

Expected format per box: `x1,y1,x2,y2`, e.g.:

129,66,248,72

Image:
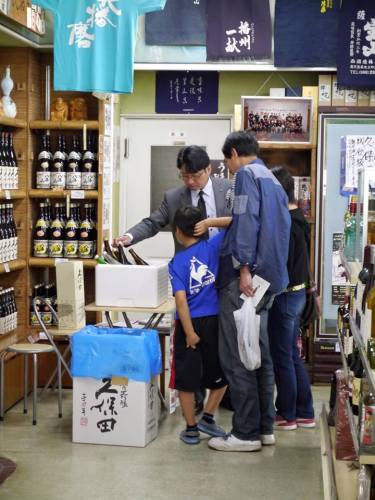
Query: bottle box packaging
56,261,86,330
318,75,332,106
332,76,345,106
95,261,169,308
72,376,159,447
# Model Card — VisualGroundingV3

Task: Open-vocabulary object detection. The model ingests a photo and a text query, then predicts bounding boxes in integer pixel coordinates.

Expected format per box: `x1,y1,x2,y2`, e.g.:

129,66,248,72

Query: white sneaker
208,433,262,452
260,434,275,446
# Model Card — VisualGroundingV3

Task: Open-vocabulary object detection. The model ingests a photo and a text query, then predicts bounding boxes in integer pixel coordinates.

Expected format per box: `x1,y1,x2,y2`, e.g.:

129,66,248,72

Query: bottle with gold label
64,203,79,258
78,203,94,259
33,202,49,258
48,203,64,258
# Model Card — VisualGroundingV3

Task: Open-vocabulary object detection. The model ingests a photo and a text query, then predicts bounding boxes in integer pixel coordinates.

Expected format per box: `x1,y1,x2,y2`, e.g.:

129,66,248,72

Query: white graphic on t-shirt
68,0,122,49
189,256,215,295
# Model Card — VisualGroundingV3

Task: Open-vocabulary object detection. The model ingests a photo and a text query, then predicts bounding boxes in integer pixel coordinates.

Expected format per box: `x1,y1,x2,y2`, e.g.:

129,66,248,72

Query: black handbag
300,272,321,327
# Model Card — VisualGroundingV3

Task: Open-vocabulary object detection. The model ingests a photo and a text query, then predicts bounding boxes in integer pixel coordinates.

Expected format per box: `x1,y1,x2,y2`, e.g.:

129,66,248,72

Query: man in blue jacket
209,131,291,452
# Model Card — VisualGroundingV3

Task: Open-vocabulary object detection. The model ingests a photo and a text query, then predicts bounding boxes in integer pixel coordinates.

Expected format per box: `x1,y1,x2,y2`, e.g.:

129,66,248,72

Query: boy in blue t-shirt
169,206,228,445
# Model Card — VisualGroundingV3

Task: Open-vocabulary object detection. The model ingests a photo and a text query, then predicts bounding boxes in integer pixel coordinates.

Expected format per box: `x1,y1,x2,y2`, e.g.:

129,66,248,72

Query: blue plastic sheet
70,325,162,382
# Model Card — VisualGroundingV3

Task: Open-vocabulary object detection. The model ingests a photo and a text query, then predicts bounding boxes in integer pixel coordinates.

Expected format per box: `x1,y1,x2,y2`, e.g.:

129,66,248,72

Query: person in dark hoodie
268,166,315,431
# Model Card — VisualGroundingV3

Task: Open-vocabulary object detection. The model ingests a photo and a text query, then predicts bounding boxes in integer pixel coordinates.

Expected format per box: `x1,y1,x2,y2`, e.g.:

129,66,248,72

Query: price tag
71,190,85,199
54,258,69,266
4,263,10,273
5,190,11,200
335,342,340,353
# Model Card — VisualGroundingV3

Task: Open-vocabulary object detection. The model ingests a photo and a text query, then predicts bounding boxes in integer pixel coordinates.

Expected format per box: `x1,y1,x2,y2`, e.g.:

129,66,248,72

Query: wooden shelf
0,117,27,129
29,257,97,268
319,106,375,114
0,190,26,200
29,189,99,199
0,259,26,275
259,142,316,150
30,120,99,131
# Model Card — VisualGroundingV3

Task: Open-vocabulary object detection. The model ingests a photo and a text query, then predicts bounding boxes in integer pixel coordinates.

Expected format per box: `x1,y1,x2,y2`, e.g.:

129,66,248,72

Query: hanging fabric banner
337,0,375,88
145,0,206,46
206,0,271,61
155,71,219,114
32,0,166,93
274,0,340,67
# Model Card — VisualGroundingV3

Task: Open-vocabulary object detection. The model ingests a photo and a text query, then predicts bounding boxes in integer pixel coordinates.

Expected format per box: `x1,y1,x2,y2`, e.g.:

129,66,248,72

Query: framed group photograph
242,96,313,144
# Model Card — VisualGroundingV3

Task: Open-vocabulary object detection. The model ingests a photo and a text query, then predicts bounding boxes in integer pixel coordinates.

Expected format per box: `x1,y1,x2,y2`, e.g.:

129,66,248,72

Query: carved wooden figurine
51,97,68,121
69,97,88,121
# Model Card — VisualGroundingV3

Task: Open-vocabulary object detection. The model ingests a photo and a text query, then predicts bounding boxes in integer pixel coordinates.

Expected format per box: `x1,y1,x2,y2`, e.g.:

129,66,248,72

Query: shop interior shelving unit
259,141,317,366
0,48,105,410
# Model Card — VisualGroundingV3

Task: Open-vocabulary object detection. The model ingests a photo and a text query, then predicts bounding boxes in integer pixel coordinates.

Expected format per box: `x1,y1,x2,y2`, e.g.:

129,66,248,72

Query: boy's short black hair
222,131,260,159
271,166,295,203
177,145,210,173
173,206,204,237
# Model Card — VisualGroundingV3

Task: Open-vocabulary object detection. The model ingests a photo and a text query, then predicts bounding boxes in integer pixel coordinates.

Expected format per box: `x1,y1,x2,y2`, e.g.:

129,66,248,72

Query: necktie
197,190,209,240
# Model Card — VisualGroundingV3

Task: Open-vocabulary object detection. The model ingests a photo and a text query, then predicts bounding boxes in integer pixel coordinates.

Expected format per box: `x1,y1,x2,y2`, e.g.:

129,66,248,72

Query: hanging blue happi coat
274,0,340,67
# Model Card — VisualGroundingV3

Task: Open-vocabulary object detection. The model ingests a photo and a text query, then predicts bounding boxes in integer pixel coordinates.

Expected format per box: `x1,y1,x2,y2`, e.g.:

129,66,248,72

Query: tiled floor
0,386,328,500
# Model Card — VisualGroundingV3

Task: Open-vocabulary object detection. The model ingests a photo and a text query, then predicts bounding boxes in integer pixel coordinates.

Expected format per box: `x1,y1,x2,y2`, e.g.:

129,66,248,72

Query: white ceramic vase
1,67,17,118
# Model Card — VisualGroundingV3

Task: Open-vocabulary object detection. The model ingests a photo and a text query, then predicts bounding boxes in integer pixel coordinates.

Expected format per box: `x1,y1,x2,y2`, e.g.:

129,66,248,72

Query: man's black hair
173,206,204,237
222,131,260,159
271,166,295,203
177,145,210,173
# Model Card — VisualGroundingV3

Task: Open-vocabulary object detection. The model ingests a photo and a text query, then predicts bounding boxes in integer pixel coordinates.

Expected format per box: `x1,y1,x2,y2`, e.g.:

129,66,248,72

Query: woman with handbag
268,166,315,431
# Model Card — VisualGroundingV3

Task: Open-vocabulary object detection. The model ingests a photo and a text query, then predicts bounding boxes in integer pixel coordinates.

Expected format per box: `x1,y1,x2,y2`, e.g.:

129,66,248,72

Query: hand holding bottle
113,234,132,247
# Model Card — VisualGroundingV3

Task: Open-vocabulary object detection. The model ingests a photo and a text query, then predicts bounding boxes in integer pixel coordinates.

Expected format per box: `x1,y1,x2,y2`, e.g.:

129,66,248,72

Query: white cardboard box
95,261,169,308
318,75,332,105
73,376,159,447
56,261,86,330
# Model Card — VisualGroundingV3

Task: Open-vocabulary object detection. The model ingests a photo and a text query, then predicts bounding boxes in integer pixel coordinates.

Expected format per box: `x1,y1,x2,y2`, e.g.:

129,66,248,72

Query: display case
356,167,375,266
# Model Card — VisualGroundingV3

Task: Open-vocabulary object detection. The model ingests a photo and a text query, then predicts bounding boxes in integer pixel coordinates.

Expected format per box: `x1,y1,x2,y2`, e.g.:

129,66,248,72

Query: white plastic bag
233,297,261,371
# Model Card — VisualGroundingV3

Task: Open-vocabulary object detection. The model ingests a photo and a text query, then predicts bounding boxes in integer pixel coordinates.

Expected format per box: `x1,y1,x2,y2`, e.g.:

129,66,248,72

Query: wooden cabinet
259,142,317,367
0,48,105,409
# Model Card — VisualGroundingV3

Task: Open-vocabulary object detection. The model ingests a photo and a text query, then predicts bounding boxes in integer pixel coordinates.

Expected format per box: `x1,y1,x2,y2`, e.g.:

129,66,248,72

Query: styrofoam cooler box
73,376,159,447
95,262,169,308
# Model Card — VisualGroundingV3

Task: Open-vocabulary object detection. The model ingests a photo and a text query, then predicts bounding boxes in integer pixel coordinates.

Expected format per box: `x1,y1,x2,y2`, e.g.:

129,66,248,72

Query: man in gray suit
115,145,232,252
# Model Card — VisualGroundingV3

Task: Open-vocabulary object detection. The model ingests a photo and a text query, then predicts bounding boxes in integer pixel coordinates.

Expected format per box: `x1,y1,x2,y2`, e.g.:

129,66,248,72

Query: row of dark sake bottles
33,200,97,259
36,133,97,191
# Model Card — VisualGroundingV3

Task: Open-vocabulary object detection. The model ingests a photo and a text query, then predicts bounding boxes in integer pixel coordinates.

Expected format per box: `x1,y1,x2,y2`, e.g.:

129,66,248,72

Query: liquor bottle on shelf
78,203,95,259
350,349,363,416
33,202,49,258
5,203,17,262
368,199,375,245
0,287,17,335
81,134,97,190
64,202,79,258
48,203,64,258
8,133,18,190
30,283,43,326
129,248,149,266
51,135,67,190
66,135,82,190
36,134,52,189
41,283,54,326
344,197,357,262
0,132,9,190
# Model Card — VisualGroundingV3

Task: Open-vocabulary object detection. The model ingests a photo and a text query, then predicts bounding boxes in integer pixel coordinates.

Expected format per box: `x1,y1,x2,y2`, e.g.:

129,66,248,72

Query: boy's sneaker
208,433,261,452
296,418,316,429
197,418,226,437
274,415,297,431
260,434,276,445
180,429,200,445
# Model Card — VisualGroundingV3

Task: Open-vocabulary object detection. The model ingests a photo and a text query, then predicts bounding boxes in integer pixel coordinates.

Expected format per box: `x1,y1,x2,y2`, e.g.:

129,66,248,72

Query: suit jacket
127,177,232,253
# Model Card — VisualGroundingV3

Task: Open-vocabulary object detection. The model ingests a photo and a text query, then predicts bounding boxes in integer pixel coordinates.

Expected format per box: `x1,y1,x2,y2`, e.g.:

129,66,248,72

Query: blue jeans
268,289,314,421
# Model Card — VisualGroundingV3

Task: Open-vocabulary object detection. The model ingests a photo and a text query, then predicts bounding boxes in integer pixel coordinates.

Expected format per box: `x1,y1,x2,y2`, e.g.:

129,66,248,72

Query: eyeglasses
179,169,206,181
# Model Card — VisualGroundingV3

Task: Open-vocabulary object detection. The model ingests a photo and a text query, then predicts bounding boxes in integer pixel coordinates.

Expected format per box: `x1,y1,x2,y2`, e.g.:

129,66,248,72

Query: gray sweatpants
218,278,275,441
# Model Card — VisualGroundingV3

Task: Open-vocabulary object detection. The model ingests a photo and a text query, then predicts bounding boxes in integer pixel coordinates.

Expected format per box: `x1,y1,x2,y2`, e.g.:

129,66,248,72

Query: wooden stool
0,343,62,425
